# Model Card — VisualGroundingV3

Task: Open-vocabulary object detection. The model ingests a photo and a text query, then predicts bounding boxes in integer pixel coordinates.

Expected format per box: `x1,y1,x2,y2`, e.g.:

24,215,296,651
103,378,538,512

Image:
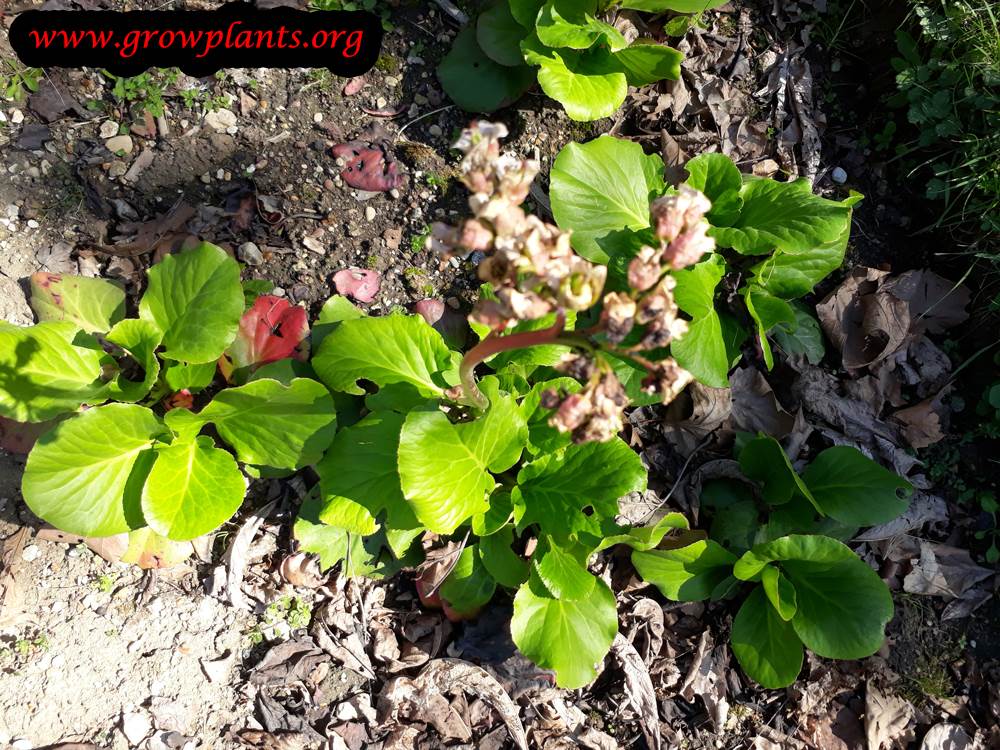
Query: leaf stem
458,311,567,409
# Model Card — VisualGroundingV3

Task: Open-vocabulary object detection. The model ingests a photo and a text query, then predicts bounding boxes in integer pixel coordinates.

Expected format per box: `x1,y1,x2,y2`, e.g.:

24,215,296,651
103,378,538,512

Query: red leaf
333,268,381,303
331,140,405,192
224,295,310,375
343,76,366,96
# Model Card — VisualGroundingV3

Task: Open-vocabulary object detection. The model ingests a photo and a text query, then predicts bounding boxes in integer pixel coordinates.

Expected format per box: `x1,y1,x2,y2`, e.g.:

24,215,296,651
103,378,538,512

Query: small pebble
105,135,134,155
428,124,443,137
100,120,120,139
21,544,40,562
365,206,376,221
11,109,24,125
831,166,848,184
237,242,264,266
313,112,323,123
26,219,39,229
12,738,31,750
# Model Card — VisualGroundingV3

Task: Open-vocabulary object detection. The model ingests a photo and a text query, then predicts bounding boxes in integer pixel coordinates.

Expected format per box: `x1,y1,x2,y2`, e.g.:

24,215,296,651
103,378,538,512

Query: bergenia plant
0,244,335,565
439,0,726,121
297,122,907,689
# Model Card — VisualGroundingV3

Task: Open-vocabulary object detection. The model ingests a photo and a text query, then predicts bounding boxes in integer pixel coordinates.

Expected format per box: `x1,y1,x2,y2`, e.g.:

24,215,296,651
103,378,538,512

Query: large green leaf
142,435,246,541
315,411,420,537
738,435,815,508
0,321,107,422
631,539,737,601
439,25,535,112
313,314,457,398
669,254,730,387
731,587,804,688
611,40,682,86
710,180,854,256
440,546,497,616
138,243,243,364
550,135,666,263
535,0,627,51
513,438,646,543
525,42,628,122
771,302,825,365
22,404,167,536
478,2,528,66
194,378,337,469
511,573,618,688
761,564,798,621
295,492,373,574
742,286,796,369
684,152,743,203
30,273,125,334
734,535,893,659
532,538,595,600
800,446,912,526
593,512,689,551
750,245,846,300
106,319,162,403
520,377,580,456
479,526,529,587
510,0,544,27
399,379,526,534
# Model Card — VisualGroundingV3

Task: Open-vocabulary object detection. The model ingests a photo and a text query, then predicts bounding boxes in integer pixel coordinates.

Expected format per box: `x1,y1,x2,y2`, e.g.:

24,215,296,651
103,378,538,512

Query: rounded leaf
632,539,737,601
477,2,528,66
438,25,535,113
23,404,166,537
731,587,804,689
142,435,247,541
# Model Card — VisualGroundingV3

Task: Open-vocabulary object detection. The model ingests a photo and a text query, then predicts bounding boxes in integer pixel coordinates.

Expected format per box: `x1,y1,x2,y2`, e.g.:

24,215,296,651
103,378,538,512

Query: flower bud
628,246,663,292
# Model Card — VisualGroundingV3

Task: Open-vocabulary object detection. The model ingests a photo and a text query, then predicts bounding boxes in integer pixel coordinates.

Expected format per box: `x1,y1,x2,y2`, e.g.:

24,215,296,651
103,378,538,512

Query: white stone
11,109,24,125
204,108,237,133
831,166,848,184
21,544,40,562
237,242,264,266
105,135,134,155
100,120,120,139
365,206,376,221
121,711,152,746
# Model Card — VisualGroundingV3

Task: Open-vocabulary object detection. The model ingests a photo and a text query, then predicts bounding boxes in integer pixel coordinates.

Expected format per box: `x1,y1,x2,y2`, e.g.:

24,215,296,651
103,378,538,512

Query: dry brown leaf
865,684,914,750
891,389,951,449
279,552,327,588
611,634,660,750
378,659,527,749
679,630,729,731
920,723,974,750
662,381,732,456
902,541,994,599
854,491,948,542
729,367,797,439
223,499,277,609
882,270,971,335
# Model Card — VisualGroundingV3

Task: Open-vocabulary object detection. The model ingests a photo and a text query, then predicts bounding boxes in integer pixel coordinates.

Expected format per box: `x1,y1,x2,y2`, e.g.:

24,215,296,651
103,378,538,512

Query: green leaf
593,512,689,551
511,573,618,688
473,490,515,537
438,25,535,112
533,538,595,600
702,479,758,552
524,42,628,122
733,535,893,659
399,378,526,534
535,0,628,51
731,587,803,688
106,319,162,403
163,361,217,393
611,40,683,86
142,435,246,541
514,438,646,543
631,539,737,601
440,546,497,616
550,135,666,263
119,528,194,568
0,321,107,422
670,255,730,387
30,273,125,334
510,0,544,27
315,411,420,537
800,446,912,526
619,0,728,10
749,244,846,300
742,286,796,369
312,294,366,350
313,314,457,398
295,492,367,573
772,302,825,365
479,526,529,587
710,179,855,256
761,565,797,621
22,404,167,537
478,2,529,66
520,376,580,455
195,378,337,469
739,435,815,508
684,152,743,203
138,243,243,364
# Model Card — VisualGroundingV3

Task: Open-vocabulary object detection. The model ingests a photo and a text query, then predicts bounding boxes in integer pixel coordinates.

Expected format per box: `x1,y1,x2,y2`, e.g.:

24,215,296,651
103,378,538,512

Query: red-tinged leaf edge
220,295,310,381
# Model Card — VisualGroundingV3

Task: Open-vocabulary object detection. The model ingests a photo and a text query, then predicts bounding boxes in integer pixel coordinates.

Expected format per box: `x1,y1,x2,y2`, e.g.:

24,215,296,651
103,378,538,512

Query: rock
111,198,140,221
121,711,152,745
428,124,443,137
105,135,134,155
100,120,120,138
237,242,264,266
365,206,376,221
21,545,40,562
11,109,24,124
16,123,50,150
831,166,848,184
109,161,128,178
123,149,155,182
204,108,237,133
11,739,31,750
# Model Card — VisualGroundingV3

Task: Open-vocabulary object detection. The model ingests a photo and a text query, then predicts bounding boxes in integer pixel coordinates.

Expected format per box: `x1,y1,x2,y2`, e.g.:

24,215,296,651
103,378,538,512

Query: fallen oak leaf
611,634,661,750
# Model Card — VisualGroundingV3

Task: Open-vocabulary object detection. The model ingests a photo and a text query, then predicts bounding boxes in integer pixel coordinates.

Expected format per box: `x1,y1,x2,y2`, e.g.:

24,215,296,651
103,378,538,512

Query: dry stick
433,0,469,24
395,104,455,143
458,311,567,409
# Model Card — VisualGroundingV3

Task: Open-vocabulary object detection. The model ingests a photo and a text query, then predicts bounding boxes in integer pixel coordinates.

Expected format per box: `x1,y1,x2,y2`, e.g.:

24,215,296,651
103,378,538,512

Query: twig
395,104,455,143
433,0,469,25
